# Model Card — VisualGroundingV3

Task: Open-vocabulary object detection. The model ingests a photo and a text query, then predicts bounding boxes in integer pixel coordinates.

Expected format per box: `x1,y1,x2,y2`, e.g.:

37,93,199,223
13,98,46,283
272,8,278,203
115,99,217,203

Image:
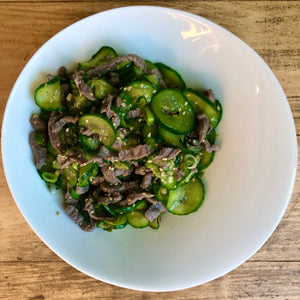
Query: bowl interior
2,6,297,291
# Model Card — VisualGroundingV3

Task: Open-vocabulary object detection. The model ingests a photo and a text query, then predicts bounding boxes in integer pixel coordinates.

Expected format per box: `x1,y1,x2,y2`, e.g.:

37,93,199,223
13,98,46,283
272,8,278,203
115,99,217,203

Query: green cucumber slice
63,165,78,187
158,127,184,148
155,62,186,89
183,89,222,128
166,178,205,215
78,115,116,147
89,78,113,100
122,81,156,107
77,162,98,187
79,46,117,71
126,210,150,228
34,77,64,110
151,89,195,134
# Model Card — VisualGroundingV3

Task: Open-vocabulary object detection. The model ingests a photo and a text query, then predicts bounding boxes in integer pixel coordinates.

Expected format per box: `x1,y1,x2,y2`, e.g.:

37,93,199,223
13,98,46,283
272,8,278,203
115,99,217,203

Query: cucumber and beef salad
29,46,222,232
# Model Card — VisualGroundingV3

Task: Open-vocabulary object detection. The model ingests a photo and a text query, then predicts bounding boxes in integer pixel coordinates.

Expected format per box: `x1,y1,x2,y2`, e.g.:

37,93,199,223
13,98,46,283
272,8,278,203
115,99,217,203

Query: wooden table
1,1,299,299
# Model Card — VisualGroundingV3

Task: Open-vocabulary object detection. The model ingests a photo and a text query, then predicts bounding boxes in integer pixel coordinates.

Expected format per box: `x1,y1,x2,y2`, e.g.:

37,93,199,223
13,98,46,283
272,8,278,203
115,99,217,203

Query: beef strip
57,146,86,168
140,173,153,189
57,66,67,77
127,108,142,119
29,132,47,169
95,192,123,205
100,180,140,194
64,184,78,205
201,139,220,153
109,72,120,85
51,115,79,133
47,74,55,80
174,168,185,182
76,185,90,195
30,114,46,131
149,68,167,88
91,175,105,185
101,94,113,118
197,114,211,144
101,164,121,185
60,83,71,103
114,96,122,109
114,168,133,178
72,70,96,101
144,201,166,222
135,166,152,175
203,88,215,102
87,54,165,88
126,192,155,205
64,204,95,232
153,147,181,160
118,144,153,161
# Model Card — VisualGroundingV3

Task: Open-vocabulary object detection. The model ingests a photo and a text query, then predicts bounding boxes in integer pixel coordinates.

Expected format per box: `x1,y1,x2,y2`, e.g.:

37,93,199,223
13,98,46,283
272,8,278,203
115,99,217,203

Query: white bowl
2,6,297,291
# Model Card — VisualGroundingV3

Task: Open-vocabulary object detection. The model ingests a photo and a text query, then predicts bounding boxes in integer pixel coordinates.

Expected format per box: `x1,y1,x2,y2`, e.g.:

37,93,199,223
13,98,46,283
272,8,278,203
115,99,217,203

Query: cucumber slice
77,162,98,187
142,123,161,150
155,63,186,90
122,81,156,107
78,115,116,147
155,185,168,202
63,165,78,187
149,216,161,229
102,215,128,230
126,210,150,228
183,89,222,128
151,89,195,134
198,151,215,170
34,77,64,110
89,78,113,100
166,178,205,215
79,132,100,153
159,127,184,148
79,46,117,71
145,155,177,189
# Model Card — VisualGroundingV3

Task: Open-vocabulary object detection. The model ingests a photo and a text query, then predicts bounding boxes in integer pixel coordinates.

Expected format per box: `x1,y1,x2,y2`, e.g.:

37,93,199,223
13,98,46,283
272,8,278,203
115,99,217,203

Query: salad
29,46,222,231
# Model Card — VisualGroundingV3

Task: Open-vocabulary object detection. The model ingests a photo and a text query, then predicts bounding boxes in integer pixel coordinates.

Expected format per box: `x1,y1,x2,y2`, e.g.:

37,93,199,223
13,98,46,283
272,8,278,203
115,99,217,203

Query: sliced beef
76,185,89,195
114,96,122,109
174,168,185,182
64,184,78,205
140,173,153,189
126,192,155,205
197,114,211,144
79,155,104,167
91,175,105,185
111,112,120,128
57,146,86,168
201,139,220,153
51,115,79,133
109,72,120,85
118,144,153,161
64,204,95,231
30,114,46,131
149,68,167,88
153,147,181,160
101,94,113,118
114,168,133,178
60,83,71,103
57,66,67,77
72,70,96,101
29,132,47,169
101,164,121,185
95,192,123,205
87,54,165,87
145,201,166,222
127,108,142,119
135,166,152,175
48,112,63,153
47,74,55,80
100,180,140,194
203,88,215,102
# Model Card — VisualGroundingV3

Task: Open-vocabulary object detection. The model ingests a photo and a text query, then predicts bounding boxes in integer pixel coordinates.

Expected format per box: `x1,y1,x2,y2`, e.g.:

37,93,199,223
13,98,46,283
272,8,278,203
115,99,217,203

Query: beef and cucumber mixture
29,46,222,232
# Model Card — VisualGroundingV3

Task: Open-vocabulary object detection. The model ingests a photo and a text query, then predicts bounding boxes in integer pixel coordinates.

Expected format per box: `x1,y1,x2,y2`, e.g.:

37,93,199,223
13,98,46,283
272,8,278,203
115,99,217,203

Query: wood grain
0,1,299,299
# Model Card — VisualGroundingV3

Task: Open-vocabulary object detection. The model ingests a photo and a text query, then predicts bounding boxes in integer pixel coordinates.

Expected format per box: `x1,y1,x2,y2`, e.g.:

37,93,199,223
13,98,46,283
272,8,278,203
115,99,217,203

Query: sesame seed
178,108,182,112
85,120,89,123
184,102,188,106
162,158,168,161
182,111,186,115
66,128,69,132
147,133,151,138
